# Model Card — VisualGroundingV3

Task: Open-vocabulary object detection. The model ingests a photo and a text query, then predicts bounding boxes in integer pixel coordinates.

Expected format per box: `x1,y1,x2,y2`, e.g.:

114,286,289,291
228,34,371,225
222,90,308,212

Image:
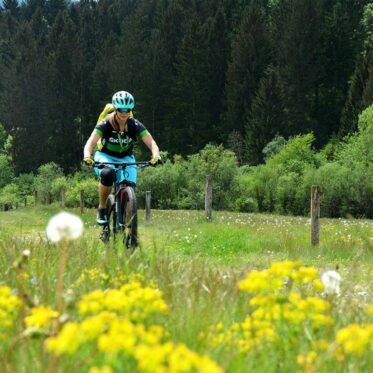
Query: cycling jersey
94,113,149,157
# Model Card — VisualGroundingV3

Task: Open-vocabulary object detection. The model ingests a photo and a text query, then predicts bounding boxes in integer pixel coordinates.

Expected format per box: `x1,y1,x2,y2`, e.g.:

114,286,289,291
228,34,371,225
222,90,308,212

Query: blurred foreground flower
321,270,341,296
25,305,59,329
46,212,84,243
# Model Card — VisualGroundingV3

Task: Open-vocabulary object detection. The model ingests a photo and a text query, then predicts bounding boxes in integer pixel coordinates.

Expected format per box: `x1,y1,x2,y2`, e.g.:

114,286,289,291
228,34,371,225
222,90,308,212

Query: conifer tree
340,2,373,135
224,1,270,138
245,66,286,164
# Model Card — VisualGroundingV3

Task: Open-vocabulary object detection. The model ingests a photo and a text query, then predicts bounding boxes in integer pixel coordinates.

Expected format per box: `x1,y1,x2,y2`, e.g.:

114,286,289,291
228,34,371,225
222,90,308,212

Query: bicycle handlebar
94,161,151,166
93,161,151,169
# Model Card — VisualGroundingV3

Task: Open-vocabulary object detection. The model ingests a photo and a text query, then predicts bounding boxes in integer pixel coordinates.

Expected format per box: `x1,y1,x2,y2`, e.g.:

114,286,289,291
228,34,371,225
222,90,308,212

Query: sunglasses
117,107,132,113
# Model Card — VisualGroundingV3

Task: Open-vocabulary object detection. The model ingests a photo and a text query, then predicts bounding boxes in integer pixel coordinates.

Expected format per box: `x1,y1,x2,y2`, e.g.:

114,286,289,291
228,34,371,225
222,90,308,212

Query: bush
65,178,98,208
137,159,188,209
35,162,64,203
267,133,319,174
14,173,35,198
0,183,19,209
228,170,258,212
185,144,239,210
0,154,14,189
275,172,299,215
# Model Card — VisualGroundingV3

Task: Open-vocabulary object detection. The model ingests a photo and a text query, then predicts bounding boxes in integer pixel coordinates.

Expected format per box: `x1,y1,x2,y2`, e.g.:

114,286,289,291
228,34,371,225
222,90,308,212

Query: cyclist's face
116,110,130,120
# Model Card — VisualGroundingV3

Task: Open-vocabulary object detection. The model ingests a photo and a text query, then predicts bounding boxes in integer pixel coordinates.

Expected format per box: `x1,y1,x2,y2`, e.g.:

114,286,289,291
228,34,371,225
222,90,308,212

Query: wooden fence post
205,175,213,220
80,189,84,214
61,188,66,208
311,185,321,246
24,198,27,207
34,191,38,206
145,191,151,221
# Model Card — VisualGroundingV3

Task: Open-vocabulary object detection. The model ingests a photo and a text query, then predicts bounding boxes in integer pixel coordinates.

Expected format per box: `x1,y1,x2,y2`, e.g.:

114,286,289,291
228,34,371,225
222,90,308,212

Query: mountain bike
94,161,150,251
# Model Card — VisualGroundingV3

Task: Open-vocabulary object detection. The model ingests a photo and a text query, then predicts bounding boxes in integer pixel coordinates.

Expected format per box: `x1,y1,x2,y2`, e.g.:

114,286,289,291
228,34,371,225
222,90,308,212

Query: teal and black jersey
94,115,149,157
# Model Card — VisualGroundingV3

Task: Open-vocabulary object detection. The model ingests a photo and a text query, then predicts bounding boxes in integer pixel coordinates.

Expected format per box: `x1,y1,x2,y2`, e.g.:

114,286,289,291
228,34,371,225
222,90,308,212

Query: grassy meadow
0,206,372,372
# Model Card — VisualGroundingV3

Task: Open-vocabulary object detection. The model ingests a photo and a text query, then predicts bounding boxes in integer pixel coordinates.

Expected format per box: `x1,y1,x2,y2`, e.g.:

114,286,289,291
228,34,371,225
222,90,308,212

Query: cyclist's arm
142,134,160,158
84,132,101,159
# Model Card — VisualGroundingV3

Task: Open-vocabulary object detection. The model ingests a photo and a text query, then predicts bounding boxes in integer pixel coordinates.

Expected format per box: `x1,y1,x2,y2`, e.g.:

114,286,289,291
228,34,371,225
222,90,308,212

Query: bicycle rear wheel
120,186,138,250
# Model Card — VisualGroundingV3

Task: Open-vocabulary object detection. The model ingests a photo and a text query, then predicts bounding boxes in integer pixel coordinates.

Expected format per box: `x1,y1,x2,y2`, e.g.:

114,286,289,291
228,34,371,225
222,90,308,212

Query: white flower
22,249,31,257
46,212,84,243
321,270,341,296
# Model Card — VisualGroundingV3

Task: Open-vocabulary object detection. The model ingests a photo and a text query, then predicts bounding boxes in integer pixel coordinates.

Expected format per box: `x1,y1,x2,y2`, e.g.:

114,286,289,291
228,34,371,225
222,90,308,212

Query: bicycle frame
94,161,150,232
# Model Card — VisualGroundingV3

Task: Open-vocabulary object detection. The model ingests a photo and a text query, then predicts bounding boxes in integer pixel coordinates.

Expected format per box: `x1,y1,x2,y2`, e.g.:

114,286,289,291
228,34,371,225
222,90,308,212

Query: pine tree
340,2,373,135
245,66,286,164
4,10,51,173
3,0,19,15
224,1,271,138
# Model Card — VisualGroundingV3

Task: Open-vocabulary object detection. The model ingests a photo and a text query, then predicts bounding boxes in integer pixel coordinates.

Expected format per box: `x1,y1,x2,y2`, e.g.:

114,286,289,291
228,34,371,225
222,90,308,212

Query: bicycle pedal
99,229,109,243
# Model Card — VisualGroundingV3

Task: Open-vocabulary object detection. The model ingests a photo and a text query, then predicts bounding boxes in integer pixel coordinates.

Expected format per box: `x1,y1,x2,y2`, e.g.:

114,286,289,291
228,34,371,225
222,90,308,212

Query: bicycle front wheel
105,194,116,242
120,186,138,250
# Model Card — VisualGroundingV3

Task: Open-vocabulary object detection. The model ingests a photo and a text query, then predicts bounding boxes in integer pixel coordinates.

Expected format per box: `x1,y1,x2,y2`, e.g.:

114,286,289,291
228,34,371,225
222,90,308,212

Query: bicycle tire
105,194,116,242
120,186,138,250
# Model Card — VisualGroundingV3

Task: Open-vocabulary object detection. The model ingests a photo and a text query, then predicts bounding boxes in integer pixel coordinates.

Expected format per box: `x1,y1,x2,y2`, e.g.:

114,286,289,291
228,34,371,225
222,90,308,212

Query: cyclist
83,90,162,225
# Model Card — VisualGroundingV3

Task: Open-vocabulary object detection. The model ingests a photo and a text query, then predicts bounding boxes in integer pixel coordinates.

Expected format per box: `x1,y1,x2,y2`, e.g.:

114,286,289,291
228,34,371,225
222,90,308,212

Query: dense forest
0,0,372,175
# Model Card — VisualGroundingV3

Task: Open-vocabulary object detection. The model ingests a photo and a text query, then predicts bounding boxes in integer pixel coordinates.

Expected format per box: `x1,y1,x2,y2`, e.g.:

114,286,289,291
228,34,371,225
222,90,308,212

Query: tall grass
0,206,372,372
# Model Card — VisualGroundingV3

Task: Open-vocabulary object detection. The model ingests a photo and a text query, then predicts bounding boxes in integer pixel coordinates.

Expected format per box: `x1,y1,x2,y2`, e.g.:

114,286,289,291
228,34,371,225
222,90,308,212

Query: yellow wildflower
269,260,301,277
297,350,318,372
239,270,283,293
24,305,59,329
45,322,84,355
134,342,223,373
336,324,373,355
89,367,113,373
291,266,318,284
367,304,373,316
0,286,22,332
313,279,324,292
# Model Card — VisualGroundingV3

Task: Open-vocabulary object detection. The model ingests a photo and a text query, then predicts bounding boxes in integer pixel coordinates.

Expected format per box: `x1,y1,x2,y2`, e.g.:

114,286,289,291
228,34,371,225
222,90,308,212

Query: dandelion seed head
321,270,341,295
46,211,84,243
22,249,31,257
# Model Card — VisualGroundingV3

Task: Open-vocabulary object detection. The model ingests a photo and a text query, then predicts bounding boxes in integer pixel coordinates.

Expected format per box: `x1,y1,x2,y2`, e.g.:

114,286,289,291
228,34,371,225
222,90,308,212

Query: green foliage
139,144,239,210
267,133,318,174
0,154,14,188
262,134,287,161
51,176,68,201
186,144,239,210
0,183,19,208
14,173,35,198
138,159,187,209
1,103,373,217
0,123,7,150
34,162,64,202
65,178,97,208
335,104,373,164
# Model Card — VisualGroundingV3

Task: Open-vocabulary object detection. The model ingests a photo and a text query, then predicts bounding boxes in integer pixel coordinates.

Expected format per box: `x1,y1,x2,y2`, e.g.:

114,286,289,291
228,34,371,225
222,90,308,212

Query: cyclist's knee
100,167,115,186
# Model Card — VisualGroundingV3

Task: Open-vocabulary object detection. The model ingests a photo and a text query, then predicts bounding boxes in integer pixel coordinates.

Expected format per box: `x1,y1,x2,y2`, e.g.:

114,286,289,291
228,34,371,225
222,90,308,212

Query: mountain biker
83,90,162,225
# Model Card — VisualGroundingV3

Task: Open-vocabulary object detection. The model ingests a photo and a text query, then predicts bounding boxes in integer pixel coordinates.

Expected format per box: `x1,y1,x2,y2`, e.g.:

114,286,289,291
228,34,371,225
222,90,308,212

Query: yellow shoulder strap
97,103,115,124
97,103,134,125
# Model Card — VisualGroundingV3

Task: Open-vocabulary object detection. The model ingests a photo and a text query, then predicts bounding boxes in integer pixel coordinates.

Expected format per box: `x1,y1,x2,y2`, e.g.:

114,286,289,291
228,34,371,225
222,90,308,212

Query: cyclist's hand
84,157,95,166
150,156,162,167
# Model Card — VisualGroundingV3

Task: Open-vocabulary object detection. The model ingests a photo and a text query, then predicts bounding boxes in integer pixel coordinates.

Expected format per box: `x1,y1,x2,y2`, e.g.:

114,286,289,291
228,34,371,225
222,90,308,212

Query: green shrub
14,173,35,198
267,133,319,174
138,159,187,209
185,144,239,210
35,162,64,203
65,178,98,208
275,172,299,215
51,176,68,201
0,154,14,189
0,183,19,209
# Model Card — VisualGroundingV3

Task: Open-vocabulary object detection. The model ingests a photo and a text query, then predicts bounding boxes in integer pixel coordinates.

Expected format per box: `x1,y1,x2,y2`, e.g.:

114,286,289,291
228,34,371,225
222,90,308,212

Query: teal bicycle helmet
112,91,135,111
